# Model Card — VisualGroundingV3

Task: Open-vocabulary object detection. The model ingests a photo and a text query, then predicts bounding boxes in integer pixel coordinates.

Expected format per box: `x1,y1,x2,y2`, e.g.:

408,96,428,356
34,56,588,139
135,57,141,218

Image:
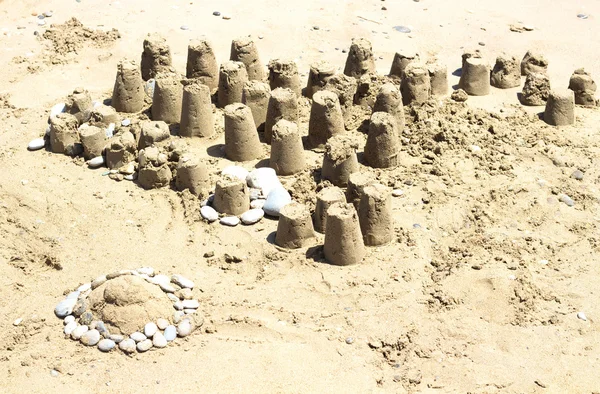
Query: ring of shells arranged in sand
54,267,202,354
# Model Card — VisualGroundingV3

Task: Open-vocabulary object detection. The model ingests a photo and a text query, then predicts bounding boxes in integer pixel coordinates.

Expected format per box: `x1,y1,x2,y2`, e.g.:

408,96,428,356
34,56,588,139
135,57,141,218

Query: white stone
105,123,116,138
173,301,184,311
64,321,77,335
167,293,179,302
250,199,266,209
201,206,219,222
80,329,101,346
63,315,75,325
49,102,66,119
28,138,45,151
91,275,107,289
241,209,264,225
136,266,155,276
108,334,124,343
249,188,262,200
177,319,192,337
152,332,168,348
262,186,292,217
118,338,136,353
13,318,23,326
121,119,131,127
184,309,196,314
71,325,89,340
164,325,177,341
66,291,80,300
222,166,249,181
181,299,199,309
173,311,184,324
247,168,281,197
171,274,194,289
144,322,158,337
392,189,404,197
77,282,91,293
130,332,147,342
151,274,170,286
88,156,105,168
55,298,77,318
136,339,153,352
156,318,169,330
160,283,177,293
577,312,587,321
220,216,240,226
98,339,116,352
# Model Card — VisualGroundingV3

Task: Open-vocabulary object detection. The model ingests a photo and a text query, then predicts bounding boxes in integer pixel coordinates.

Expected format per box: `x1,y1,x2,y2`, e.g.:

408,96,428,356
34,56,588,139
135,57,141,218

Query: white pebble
156,318,169,330
201,205,219,222
136,339,153,352
392,189,404,197
184,309,196,314
64,321,77,335
136,267,154,276
151,274,170,286
77,282,91,292
160,283,177,293
49,102,66,119
164,325,177,341
70,325,89,340
105,123,115,138
144,322,158,337
577,312,587,321
262,186,292,217
171,274,194,289
121,119,131,127
153,332,168,348
63,315,75,325
220,216,240,226
181,299,199,309
222,166,249,181
247,168,281,197
28,138,45,151
118,338,136,353
250,199,266,209
54,298,77,317
130,332,146,342
88,156,105,168
13,318,23,326
241,208,264,225
177,319,192,337
98,339,116,352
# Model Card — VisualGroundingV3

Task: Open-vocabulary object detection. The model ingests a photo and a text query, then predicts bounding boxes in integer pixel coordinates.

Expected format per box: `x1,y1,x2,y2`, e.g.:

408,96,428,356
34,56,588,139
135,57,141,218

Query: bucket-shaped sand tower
400,63,431,105
223,103,262,162
364,112,400,169
180,80,214,138
544,89,575,126
323,202,366,266
347,172,376,210
313,186,346,234
213,175,250,215
112,58,145,113
230,37,265,81
321,134,359,187
275,202,315,249
218,61,249,108
459,57,491,96
490,54,521,89
270,120,305,175
268,58,301,96
306,60,335,99
389,50,419,79
175,154,210,197
141,33,172,81
186,38,219,92
308,90,345,148
344,38,375,78
358,183,393,246
152,72,183,124
264,87,298,144
373,83,405,132
50,113,80,155
242,81,271,131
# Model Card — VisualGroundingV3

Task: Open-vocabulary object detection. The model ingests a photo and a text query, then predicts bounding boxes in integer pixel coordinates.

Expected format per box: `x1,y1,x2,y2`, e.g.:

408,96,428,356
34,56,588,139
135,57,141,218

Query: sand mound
87,275,173,335
41,17,120,65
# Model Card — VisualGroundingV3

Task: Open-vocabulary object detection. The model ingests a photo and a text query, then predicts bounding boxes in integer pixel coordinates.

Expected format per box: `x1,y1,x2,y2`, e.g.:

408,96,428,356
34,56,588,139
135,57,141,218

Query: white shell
88,156,105,168
222,166,249,181
28,138,45,151
241,209,264,225
263,186,292,217
220,216,240,226
201,206,219,222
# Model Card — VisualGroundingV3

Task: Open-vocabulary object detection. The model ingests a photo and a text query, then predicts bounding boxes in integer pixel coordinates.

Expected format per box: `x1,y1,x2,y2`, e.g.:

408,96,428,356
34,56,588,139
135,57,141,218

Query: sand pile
41,17,120,64
87,275,174,335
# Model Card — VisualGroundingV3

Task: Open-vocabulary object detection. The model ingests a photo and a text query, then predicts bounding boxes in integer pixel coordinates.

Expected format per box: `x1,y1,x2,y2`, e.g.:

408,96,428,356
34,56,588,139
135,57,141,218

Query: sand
1,0,600,393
